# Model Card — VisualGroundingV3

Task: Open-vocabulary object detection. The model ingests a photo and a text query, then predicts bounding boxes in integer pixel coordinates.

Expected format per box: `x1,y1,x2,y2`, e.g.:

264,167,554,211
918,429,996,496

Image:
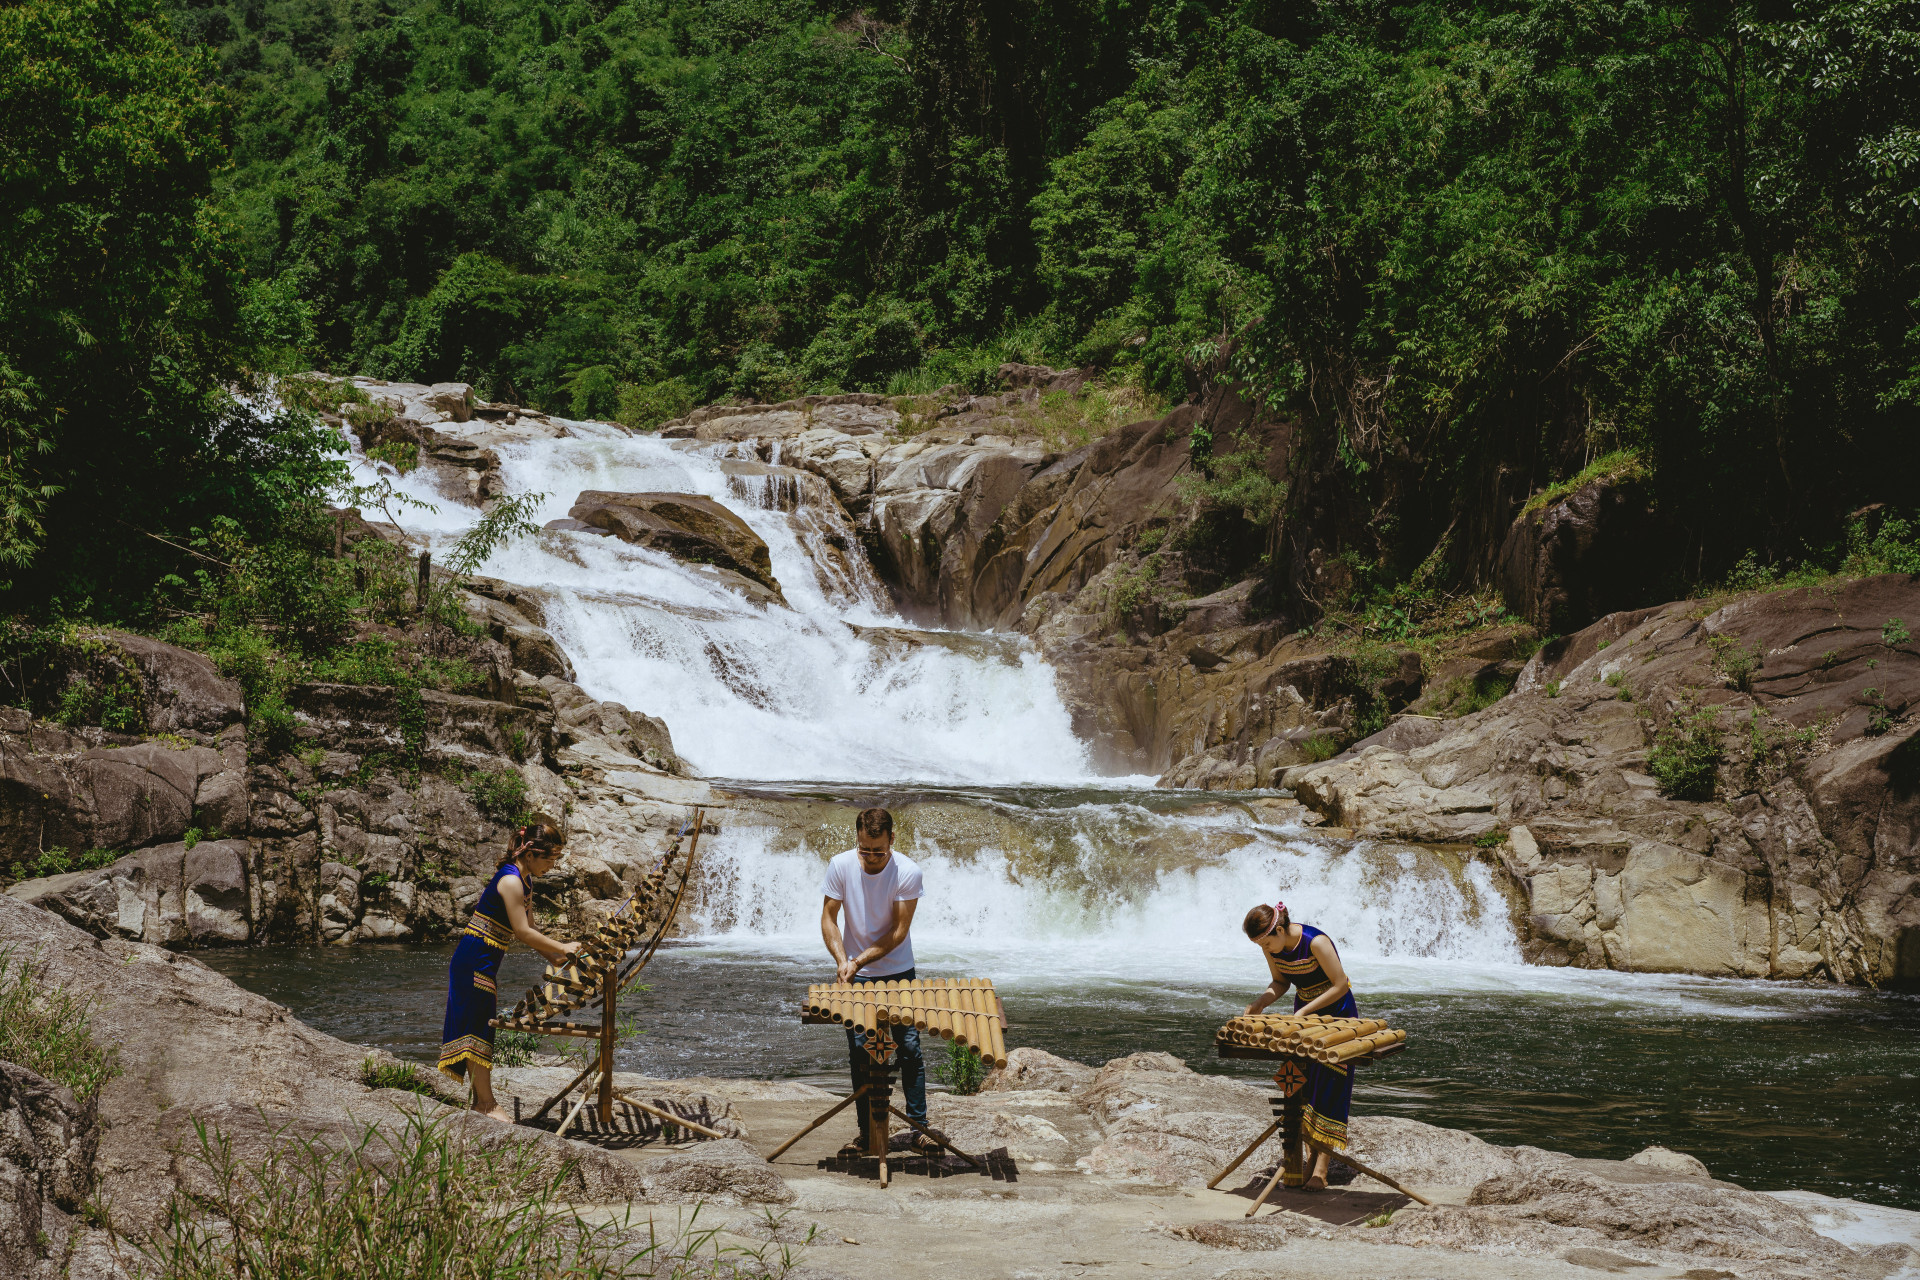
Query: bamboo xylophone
493,824,698,1035
802,978,1008,1069
1214,1013,1407,1065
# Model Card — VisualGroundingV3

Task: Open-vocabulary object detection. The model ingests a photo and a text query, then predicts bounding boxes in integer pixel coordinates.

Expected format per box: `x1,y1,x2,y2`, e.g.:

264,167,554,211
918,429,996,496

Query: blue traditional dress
438,862,521,1079
1264,923,1358,1151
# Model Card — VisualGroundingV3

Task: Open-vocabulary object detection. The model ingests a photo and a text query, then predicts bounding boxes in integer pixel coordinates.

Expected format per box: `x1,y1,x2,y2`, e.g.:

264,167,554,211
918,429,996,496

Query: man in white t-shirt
821,806,931,1155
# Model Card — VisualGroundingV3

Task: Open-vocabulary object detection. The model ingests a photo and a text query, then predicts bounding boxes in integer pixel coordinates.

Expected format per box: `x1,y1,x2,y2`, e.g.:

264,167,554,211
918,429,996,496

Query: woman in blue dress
439,818,580,1121
1242,899,1357,1189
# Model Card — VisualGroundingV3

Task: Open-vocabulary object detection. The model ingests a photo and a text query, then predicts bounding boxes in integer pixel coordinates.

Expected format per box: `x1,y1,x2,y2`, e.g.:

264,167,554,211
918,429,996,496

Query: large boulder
1072,1052,1272,1186
1281,574,1920,986
0,711,249,864
1496,474,1666,633
0,894,652,1246
11,838,252,946
568,492,785,605
983,1046,1096,1093
0,1061,96,1280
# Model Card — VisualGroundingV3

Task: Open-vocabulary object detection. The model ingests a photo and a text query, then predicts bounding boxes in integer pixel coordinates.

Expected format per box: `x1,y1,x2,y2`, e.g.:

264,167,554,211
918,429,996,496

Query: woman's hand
547,940,581,963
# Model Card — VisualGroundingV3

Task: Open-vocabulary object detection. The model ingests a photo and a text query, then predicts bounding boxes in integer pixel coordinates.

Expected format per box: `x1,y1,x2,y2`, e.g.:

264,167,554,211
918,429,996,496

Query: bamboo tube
1312,1027,1361,1050
912,983,929,1031
935,978,956,1041
987,990,1007,1067
956,982,978,1048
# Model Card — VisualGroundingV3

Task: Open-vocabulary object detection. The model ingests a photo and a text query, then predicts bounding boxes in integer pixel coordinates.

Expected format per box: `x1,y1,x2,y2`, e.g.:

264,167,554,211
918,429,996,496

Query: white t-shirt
822,849,924,976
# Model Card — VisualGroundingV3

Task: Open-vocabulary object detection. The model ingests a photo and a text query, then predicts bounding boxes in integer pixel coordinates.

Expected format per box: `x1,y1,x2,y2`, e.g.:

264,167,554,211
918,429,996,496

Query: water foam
683,802,1527,986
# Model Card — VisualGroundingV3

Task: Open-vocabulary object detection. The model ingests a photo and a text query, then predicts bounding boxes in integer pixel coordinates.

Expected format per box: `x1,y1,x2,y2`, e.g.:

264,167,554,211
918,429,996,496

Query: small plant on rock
1708,635,1763,692
1300,733,1340,763
467,768,532,824
934,1038,988,1096
1647,699,1724,801
0,948,119,1097
1884,617,1912,648
359,1055,445,1097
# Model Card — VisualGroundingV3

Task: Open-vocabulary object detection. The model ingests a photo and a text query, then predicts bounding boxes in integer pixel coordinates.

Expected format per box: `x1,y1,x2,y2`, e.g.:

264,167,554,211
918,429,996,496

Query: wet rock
541,677,680,775
569,491,785,605
984,1047,1096,1093
458,581,573,682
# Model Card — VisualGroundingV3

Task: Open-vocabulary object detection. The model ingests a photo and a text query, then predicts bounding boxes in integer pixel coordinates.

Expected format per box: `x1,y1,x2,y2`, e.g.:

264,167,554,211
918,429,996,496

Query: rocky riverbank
2,890,1914,1280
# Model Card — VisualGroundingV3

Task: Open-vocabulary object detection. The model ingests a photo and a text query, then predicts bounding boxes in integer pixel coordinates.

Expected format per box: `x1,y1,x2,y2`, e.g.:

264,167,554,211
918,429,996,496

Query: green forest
2,0,1918,621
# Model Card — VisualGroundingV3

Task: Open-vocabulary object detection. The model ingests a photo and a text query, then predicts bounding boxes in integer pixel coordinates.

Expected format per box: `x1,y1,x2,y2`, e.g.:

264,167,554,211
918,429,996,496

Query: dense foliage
3,0,1918,624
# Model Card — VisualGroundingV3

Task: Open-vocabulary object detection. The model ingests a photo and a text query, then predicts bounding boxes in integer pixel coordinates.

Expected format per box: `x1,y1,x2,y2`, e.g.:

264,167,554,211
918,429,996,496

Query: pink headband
1262,900,1287,938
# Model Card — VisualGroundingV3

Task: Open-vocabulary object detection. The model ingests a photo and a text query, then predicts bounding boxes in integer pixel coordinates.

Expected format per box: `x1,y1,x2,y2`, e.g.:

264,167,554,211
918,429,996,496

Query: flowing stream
207,417,1920,1210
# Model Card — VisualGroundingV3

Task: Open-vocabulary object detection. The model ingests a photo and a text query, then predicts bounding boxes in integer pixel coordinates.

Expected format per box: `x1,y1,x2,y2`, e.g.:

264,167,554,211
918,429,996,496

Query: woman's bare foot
474,1104,513,1123
1304,1152,1330,1191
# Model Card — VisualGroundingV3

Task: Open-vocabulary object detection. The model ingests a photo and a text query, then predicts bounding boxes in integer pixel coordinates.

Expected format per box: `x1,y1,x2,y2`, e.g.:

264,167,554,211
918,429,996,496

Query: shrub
933,1038,988,1096
467,768,532,824
616,378,696,431
0,948,119,1097
1885,617,1912,648
1708,636,1763,692
1474,831,1506,848
1300,733,1340,763
494,1029,542,1068
1,845,119,886
1175,445,1286,527
1648,702,1724,801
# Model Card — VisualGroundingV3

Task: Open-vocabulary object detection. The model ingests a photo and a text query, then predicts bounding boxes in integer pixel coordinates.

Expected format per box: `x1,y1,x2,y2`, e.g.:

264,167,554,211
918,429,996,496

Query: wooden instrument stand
770,979,1009,1188
1210,1018,1430,1216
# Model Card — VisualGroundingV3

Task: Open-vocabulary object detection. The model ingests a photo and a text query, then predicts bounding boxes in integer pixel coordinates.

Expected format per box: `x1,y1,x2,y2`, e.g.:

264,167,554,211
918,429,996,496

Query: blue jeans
845,968,927,1134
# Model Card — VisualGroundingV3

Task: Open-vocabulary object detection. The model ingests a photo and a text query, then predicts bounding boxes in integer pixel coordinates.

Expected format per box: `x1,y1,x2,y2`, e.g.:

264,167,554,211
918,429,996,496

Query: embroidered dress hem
438,1035,493,1080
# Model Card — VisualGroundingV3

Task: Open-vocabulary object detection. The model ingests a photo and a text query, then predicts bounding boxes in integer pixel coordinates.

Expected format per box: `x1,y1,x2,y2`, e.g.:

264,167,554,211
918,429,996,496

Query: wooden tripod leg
1308,1140,1433,1207
885,1105,985,1171
1244,1157,1288,1218
765,1086,868,1163
598,970,616,1125
529,1053,601,1124
612,1092,727,1141
1208,1118,1281,1190
556,1085,594,1140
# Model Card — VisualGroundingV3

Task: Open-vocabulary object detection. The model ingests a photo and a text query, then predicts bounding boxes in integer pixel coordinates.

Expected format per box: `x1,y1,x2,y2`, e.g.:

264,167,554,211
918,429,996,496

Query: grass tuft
140,1109,799,1279
358,1055,448,1098
0,948,119,1098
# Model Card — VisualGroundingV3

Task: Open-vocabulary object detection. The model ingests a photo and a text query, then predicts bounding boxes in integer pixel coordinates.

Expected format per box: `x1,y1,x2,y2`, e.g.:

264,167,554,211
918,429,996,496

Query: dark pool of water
199,942,1920,1210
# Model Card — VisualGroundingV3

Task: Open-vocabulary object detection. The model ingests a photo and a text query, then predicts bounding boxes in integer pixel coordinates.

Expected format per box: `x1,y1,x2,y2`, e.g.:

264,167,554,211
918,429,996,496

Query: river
205,408,1920,1210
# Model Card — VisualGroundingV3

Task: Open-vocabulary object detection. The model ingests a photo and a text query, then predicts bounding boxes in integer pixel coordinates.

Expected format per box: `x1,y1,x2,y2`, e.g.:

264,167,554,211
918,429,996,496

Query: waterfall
356,426,1094,784
685,801,1525,983
351,414,1527,976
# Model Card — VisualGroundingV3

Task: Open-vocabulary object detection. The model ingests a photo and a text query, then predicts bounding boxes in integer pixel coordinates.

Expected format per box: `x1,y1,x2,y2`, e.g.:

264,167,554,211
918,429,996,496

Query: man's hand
837,956,858,983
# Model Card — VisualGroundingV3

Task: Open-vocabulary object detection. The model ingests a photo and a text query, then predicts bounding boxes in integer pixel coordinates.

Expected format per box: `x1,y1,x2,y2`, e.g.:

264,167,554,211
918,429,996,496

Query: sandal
835,1139,865,1159
911,1130,947,1156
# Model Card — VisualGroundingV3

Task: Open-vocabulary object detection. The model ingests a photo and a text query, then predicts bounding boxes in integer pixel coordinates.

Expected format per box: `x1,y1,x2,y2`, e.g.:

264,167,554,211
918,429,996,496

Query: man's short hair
855,807,893,839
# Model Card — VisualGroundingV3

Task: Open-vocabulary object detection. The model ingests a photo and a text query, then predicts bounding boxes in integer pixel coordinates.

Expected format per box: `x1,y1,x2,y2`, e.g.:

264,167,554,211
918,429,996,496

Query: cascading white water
353,425,1095,784
686,801,1526,984
349,414,1530,979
